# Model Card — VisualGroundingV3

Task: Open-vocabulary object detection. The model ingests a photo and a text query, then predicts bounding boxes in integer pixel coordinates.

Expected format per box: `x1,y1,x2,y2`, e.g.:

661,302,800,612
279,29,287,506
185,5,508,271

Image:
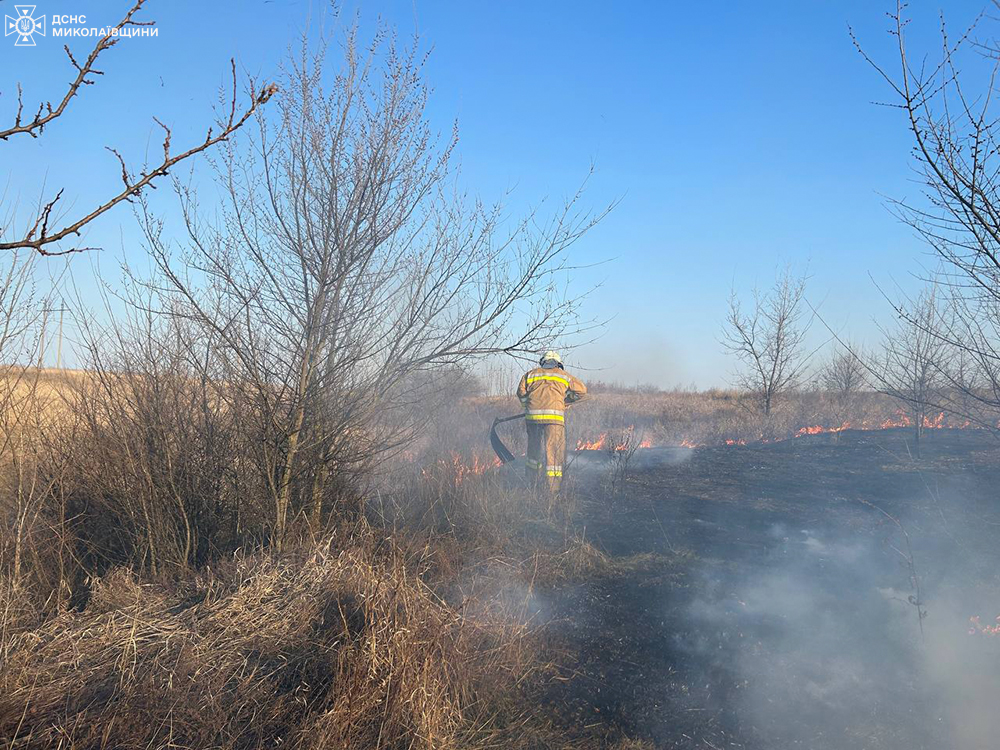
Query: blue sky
0,1,988,386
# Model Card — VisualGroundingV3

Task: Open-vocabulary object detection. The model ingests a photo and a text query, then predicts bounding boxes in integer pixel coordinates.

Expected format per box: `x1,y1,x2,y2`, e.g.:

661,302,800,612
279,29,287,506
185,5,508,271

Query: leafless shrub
68,297,257,574
0,253,68,634
605,425,643,499
860,499,928,638
722,268,812,417
874,286,949,455
819,344,867,400
817,343,869,424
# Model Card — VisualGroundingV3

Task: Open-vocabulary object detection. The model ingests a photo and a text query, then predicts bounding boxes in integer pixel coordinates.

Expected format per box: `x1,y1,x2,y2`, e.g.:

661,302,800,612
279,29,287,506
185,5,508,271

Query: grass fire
5,3,1000,750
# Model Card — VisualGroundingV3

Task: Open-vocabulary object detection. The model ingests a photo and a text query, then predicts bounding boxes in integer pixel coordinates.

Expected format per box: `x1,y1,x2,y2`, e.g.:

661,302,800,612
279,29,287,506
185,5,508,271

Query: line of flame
576,426,653,451
419,451,503,484
629,411,974,451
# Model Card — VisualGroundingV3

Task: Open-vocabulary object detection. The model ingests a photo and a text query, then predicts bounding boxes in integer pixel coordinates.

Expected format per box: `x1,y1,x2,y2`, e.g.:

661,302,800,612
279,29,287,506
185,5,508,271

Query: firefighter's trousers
525,422,565,493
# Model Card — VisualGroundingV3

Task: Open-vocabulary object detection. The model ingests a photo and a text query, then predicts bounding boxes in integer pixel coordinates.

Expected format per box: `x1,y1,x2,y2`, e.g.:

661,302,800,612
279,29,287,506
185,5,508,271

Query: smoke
569,446,697,477
680,518,1000,749
917,587,1000,750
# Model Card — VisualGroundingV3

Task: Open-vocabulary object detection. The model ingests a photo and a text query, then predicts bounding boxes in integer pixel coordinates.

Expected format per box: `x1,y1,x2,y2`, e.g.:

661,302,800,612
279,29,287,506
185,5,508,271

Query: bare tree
854,3,1000,435
0,0,274,256
818,343,868,423
722,268,811,416
131,28,607,548
875,286,949,455
819,344,867,397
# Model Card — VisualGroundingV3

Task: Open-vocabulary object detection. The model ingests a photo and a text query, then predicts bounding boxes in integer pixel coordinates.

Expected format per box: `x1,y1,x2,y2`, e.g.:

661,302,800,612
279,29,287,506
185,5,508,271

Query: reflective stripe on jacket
526,408,565,423
516,365,586,422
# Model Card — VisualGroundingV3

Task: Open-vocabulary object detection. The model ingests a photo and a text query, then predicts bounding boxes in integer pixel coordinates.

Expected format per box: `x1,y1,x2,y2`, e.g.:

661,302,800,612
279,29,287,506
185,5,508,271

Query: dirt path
536,429,1000,749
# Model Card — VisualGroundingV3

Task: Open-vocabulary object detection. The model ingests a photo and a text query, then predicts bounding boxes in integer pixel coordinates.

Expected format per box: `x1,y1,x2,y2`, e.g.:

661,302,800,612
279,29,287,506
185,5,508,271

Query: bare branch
0,80,278,256
0,0,152,141
1,0,278,256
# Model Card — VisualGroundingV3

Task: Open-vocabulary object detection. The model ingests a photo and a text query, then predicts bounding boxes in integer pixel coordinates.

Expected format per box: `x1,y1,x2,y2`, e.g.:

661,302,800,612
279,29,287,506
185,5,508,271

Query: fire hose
489,404,578,464
488,413,523,463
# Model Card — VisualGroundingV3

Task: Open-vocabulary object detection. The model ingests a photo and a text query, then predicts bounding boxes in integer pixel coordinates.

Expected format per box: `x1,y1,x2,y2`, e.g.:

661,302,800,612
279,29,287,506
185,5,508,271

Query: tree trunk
274,412,303,551
310,459,329,533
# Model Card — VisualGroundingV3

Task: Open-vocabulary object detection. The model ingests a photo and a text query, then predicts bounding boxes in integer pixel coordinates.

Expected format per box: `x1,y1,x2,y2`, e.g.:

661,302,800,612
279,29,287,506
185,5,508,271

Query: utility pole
56,305,66,369
39,304,70,370
38,306,47,370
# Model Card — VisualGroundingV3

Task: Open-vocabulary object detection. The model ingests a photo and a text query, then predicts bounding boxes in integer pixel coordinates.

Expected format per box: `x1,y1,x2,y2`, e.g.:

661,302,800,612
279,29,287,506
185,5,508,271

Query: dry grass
0,531,542,750
0,368,569,750
459,387,936,452
0,371,950,750
0,367,83,420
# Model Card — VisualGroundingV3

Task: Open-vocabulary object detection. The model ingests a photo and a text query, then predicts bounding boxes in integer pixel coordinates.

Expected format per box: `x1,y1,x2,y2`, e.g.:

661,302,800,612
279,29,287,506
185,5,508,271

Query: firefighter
516,351,587,493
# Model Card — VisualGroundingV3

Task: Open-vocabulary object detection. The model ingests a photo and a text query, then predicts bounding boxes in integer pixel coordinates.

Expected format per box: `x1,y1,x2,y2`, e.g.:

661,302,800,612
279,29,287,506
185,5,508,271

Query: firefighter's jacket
516,365,587,424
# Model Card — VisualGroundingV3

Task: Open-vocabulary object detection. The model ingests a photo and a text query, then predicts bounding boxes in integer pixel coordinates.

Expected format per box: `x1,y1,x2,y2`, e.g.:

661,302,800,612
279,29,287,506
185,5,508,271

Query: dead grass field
2,525,552,749
3,375,996,749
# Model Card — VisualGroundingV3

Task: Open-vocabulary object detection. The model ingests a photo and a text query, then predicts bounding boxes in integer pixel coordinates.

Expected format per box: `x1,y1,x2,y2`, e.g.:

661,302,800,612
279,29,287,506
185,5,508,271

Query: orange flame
576,425,652,451
577,433,608,451
923,412,945,429
969,615,1000,636
421,452,502,484
795,422,849,438
579,410,976,453
677,410,971,449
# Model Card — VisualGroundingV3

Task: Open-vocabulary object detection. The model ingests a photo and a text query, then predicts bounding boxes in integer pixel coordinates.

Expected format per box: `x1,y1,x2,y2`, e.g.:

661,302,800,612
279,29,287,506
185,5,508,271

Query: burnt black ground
533,428,1000,749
